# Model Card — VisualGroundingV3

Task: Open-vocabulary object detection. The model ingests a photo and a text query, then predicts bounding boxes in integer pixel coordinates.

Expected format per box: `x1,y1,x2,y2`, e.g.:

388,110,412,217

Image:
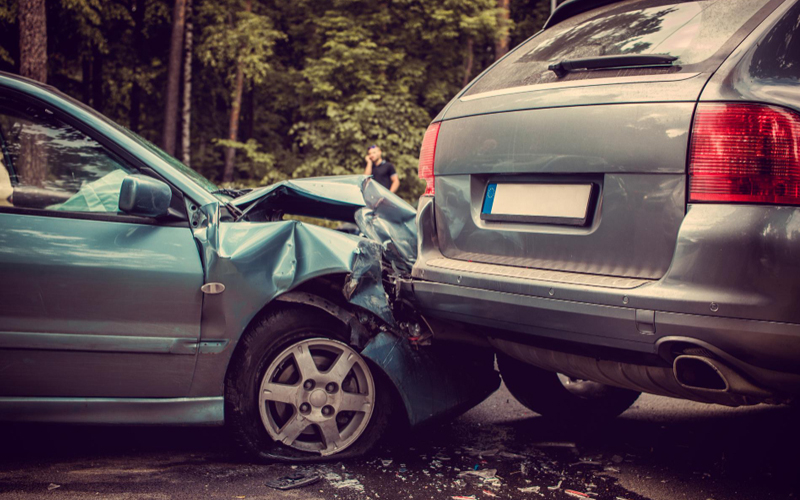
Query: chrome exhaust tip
673,355,729,392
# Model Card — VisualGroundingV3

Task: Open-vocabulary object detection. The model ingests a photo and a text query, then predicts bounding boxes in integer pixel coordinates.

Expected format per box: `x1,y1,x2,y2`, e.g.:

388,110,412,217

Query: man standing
364,144,399,193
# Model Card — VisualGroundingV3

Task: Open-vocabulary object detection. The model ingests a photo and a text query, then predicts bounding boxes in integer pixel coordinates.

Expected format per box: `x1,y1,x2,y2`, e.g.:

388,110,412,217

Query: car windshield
465,0,773,97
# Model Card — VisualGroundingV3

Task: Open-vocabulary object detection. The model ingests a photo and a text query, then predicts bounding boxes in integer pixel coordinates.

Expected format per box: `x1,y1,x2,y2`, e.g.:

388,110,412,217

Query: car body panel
699,0,800,114
432,102,690,279
0,74,498,429
361,332,500,427
0,212,203,397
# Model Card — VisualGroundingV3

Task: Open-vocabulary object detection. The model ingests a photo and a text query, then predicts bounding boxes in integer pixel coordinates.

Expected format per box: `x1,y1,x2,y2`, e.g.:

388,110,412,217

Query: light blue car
0,72,499,461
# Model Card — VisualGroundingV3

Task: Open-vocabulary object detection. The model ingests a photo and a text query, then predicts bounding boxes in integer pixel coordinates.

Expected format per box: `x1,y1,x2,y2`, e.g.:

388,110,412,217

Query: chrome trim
460,72,702,102
201,282,226,294
0,331,198,355
0,397,224,424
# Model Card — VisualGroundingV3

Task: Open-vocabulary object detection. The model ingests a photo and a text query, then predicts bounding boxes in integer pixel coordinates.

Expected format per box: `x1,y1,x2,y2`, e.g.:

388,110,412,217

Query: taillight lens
688,103,800,205
418,122,440,196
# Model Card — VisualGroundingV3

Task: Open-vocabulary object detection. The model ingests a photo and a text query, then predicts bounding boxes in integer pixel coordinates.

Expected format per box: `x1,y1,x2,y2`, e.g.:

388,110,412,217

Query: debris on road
533,442,577,449
46,484,60,491
265,471,321,490
458,468,498,480
565,490,592,498
548,479,563,491
518,485,542,493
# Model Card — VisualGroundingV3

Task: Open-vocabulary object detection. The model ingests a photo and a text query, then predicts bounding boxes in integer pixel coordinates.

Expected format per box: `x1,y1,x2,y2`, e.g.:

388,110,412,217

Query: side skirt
0,397,224,425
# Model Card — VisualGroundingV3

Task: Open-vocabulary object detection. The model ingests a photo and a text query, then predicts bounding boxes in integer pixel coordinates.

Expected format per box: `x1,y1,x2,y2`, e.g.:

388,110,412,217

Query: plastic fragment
565,490,591,498
452,496,477,500
570,461,603,467
47,484,60,491
518,486,541,493
548,480,563,491
381,459,393,467
534,442,576,449
266,471,321,490
458,469,498,480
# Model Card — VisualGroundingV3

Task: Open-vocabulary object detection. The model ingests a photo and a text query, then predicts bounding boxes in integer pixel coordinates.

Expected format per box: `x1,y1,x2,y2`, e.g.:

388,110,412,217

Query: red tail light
688,103,800,205
418,122,440,196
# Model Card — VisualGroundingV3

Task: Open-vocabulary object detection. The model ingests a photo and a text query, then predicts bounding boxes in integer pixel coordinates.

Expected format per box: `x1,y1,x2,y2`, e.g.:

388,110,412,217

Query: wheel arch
220,274,410,429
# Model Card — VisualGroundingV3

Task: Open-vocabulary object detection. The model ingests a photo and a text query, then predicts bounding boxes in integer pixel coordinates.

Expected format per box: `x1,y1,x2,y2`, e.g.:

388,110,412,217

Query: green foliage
196,0,283,87
0,0,16,64
1,0,550,203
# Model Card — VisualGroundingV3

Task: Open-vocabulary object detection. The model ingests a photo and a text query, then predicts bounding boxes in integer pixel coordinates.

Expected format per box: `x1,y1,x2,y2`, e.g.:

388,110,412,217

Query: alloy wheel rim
258,338,375,456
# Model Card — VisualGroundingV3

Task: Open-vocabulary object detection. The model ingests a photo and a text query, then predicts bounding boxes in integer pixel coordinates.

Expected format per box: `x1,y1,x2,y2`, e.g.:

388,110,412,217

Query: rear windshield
465,0,776,97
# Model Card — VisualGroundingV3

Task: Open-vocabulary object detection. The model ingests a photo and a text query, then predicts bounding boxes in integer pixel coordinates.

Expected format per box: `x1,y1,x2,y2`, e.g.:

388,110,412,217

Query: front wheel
225,306,390,461
498,353,640,421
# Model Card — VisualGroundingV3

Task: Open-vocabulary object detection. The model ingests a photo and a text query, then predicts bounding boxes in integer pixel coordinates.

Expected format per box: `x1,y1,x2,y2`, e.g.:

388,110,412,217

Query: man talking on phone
364,144,399,193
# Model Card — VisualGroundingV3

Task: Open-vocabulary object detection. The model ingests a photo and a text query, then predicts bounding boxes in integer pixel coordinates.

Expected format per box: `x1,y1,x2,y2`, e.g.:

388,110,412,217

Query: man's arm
364,155,373,175
389,174,400,193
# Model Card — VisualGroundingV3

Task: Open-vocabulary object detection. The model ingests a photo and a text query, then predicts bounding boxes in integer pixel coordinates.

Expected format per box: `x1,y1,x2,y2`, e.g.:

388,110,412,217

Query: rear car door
0,90,204,398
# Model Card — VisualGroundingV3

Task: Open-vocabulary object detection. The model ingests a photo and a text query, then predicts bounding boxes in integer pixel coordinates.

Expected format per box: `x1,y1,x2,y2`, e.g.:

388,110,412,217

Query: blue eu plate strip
482,183,497,214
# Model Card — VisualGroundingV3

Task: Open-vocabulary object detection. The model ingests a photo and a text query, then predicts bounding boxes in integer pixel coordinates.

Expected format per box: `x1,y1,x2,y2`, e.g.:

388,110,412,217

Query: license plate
481,182,595,226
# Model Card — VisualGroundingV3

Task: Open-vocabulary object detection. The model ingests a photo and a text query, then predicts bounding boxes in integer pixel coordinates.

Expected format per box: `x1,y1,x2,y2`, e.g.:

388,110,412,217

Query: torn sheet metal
361,332,501,427
233,175,367,221
355,178,418,274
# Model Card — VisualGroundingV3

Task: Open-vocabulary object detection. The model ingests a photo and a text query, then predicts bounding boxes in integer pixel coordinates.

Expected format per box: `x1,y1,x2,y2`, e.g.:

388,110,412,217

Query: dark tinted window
466,0,773,97
750,1,800,81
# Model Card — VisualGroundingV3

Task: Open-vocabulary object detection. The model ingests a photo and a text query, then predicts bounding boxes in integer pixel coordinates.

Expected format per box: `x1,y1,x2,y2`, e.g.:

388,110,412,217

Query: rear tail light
688,103,800,205
418,122,441,196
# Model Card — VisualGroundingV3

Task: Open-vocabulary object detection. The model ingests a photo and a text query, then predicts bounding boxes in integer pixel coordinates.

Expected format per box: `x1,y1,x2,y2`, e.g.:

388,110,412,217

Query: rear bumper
411,197,800,396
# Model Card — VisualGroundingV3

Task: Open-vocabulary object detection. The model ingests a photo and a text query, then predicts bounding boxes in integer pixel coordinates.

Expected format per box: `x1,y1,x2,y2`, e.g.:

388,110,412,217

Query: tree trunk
181,0,193,166
162,0,187,156
82,55,91,104
222,0,252,184
462,36,474,88
130,0,145,132
91,45,103,112
19,0,47,83
495,0,510,60
222,66,245,184
18,0,47,188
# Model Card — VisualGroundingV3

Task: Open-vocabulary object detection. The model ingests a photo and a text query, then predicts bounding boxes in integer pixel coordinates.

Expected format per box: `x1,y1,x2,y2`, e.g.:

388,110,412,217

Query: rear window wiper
548,54,678,78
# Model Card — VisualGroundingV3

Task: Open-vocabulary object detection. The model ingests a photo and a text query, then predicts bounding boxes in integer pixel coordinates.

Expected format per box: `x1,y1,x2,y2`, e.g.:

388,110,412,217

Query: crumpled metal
232,175,417,273
355,177,418,274
194,174,419,341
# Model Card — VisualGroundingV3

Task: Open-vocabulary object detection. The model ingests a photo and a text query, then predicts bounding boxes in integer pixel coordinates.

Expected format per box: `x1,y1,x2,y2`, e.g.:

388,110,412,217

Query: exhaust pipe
673,355,771,398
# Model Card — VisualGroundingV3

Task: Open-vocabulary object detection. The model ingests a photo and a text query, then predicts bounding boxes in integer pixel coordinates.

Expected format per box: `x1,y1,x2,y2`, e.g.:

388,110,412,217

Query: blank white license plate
481,183,594,225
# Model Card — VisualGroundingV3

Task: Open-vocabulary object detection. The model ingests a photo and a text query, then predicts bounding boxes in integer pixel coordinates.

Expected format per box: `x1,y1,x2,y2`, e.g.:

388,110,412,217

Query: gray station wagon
408,0,800,418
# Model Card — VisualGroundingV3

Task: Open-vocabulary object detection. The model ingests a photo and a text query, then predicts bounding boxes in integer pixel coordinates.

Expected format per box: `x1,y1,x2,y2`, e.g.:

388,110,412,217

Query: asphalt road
0,384,797,500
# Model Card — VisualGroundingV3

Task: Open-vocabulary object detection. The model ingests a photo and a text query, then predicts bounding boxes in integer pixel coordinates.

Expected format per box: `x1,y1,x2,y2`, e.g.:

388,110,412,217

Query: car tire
498,353,640,421
225,305,391,461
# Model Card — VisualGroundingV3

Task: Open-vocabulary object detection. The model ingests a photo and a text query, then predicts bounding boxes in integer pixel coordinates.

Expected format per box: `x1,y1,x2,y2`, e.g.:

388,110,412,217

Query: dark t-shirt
371,160,396,190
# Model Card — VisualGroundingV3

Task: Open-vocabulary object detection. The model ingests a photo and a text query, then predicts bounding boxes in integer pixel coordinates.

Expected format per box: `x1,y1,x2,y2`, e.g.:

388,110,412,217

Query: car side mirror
118,175,172,218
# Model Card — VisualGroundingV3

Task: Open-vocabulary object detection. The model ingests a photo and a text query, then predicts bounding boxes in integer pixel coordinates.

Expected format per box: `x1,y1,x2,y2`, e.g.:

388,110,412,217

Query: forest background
0,0,553,200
